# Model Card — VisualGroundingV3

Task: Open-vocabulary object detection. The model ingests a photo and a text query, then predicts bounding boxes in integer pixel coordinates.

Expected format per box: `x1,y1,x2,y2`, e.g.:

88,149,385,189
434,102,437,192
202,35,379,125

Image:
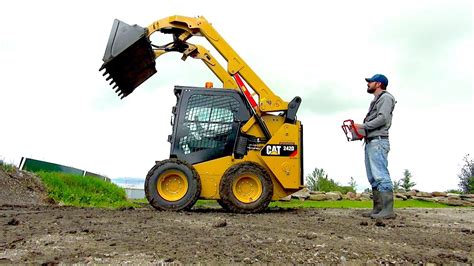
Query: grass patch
180,199,453,209
269,199,452,209
0,161,17,174
109,198,455,209
37,171,136,208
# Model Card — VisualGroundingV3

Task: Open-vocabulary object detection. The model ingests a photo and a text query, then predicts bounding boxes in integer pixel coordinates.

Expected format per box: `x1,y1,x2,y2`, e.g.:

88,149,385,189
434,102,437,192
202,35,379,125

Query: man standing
356,74,396,219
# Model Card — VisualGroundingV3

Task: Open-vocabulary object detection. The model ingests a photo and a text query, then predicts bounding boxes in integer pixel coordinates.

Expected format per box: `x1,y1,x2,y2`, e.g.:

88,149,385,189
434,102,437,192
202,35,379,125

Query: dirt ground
1,169,473,264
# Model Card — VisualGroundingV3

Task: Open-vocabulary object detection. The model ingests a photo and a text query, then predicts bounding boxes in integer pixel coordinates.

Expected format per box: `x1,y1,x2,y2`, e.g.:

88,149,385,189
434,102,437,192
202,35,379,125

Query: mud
1,204,473,264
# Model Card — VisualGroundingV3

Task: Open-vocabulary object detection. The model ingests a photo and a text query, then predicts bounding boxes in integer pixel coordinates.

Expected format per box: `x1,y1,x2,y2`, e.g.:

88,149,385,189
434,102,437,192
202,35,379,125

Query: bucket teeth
100,19,157,99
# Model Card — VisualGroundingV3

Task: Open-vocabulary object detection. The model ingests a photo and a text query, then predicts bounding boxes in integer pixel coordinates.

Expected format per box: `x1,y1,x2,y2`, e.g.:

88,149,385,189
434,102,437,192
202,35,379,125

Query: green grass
0,161,17,174
185,199,453,209
37,171,136,208
10,166,455,209
47,188,453,209
269,199,453,208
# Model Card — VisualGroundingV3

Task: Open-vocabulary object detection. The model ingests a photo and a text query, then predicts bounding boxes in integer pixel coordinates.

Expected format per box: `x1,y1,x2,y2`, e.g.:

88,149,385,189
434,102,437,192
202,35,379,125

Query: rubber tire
219,162,273,213
145,158,201,211
216,199,230,211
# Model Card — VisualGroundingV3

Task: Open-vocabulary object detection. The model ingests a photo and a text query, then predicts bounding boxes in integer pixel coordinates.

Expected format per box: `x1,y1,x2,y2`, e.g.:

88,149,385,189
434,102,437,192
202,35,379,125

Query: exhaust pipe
99,19,157,99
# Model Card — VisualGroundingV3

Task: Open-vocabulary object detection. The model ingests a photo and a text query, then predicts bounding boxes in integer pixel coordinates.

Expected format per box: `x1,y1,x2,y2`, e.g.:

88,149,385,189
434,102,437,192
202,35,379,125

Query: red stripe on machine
234,73,258,109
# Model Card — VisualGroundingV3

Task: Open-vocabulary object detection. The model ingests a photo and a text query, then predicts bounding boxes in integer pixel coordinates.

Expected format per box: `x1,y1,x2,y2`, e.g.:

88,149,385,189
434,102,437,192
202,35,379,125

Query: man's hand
354,123,364,130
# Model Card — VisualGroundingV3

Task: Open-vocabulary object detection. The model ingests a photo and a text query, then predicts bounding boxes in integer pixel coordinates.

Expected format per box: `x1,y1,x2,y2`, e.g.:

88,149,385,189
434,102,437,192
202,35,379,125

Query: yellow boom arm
146,15,288,112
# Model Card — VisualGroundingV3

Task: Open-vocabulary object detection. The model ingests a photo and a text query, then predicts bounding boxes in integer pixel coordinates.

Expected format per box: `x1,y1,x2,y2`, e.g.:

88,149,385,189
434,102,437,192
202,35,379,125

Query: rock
346,192,358,200
309,191,325,195
431,191,447,197
359,192,371,200
213,220,227,228
7,218,20,226
325,192,342,201
432,197,447,202
462,197,474,203
279,195,291,201
243,257,252,264
309,194,327,201
416,192,432,198
445,199,464,206
412,196,437,202
329,191,343,197
395,193,407,200
374,220,386,227
301,232,318,240
446,193,461,199
460,194,474,199
291,188,310,199
411,196,432,201
405,190,417,197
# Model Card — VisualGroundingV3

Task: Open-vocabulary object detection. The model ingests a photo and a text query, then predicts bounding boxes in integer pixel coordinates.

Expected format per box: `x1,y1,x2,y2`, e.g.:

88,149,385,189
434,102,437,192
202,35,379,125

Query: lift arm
148,15,288,112
100,15,288,112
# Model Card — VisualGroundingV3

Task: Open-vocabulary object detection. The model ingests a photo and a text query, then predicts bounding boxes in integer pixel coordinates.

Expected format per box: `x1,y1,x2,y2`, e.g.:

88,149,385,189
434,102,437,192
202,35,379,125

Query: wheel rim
157,170,188,201
232,173,262,203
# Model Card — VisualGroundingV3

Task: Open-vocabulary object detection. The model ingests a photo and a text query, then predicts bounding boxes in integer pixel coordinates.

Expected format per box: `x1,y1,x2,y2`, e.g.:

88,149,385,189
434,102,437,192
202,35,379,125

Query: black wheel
145,159,201,211
219,162,273,213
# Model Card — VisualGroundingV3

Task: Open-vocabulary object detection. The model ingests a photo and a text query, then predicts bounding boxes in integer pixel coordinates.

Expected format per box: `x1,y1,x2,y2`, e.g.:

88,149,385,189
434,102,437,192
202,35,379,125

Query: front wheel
219,162,273,213
145,159,201,211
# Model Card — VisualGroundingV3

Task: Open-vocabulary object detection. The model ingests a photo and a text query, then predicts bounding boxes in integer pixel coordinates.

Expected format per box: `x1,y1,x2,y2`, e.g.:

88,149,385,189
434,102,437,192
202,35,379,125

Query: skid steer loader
100,16,303,213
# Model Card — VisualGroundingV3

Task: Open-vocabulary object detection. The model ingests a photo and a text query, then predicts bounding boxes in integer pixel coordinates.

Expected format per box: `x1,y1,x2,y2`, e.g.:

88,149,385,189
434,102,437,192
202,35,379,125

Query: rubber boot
362,189,382,217
371,191,396,219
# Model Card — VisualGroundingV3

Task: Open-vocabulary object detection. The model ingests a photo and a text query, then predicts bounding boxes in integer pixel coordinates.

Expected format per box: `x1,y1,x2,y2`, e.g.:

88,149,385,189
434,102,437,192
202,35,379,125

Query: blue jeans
365,138,393,192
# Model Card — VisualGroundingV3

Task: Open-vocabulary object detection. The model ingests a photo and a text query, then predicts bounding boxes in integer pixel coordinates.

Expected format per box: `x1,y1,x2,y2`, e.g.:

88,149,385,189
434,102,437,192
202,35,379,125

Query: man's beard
367,87,376,94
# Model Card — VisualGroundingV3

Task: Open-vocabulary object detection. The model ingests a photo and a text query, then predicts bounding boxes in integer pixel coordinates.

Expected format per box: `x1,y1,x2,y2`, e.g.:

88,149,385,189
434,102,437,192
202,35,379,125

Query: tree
348,177,357,191
400,169,416,191
458,154,474,194
392,179,402,192
305,168,344,192
306,168,328,191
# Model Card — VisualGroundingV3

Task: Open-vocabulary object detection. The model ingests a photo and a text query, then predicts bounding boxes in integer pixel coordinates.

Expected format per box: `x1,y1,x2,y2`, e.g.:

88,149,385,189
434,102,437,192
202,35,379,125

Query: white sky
0,0,472,192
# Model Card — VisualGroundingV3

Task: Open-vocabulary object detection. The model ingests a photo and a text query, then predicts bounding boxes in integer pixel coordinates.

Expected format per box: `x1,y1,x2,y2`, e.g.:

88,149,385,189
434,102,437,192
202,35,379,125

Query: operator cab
168,86,252,164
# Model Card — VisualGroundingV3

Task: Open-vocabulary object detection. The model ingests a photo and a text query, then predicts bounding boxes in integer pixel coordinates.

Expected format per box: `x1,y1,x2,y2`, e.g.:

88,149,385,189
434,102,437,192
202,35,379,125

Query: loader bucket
99,19,157,99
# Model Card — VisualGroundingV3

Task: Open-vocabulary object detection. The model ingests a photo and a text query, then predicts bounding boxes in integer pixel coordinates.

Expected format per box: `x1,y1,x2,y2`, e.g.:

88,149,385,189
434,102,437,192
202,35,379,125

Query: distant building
111,178,145,199
124,187,145,199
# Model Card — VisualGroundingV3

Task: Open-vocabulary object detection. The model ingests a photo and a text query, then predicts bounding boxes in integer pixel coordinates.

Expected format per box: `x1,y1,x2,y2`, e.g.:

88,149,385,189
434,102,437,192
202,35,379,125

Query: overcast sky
0,0,472,192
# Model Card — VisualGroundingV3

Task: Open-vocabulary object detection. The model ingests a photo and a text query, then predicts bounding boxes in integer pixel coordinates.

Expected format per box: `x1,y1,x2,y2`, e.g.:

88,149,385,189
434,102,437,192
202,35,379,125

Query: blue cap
365,74,388,87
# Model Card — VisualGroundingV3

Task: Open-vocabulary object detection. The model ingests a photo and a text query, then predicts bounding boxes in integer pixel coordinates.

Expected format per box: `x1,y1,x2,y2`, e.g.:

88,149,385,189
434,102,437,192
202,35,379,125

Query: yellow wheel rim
232,173,262,203
157,170,188,202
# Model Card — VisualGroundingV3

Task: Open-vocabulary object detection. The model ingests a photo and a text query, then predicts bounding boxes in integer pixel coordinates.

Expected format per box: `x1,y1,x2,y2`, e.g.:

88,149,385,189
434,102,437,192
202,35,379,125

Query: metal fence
19,157,110,182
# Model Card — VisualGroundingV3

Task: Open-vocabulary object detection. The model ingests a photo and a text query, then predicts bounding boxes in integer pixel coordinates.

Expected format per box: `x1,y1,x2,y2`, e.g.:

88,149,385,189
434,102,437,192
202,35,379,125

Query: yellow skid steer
100,16,303,213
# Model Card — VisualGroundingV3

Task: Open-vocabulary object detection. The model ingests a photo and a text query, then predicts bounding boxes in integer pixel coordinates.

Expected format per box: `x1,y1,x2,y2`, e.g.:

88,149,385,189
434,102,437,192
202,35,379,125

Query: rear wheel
145,159,201,211
219,162,273,213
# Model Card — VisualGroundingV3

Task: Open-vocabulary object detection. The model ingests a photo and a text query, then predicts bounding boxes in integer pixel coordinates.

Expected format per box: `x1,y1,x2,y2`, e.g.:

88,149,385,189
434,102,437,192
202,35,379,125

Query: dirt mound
0,168,53,206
